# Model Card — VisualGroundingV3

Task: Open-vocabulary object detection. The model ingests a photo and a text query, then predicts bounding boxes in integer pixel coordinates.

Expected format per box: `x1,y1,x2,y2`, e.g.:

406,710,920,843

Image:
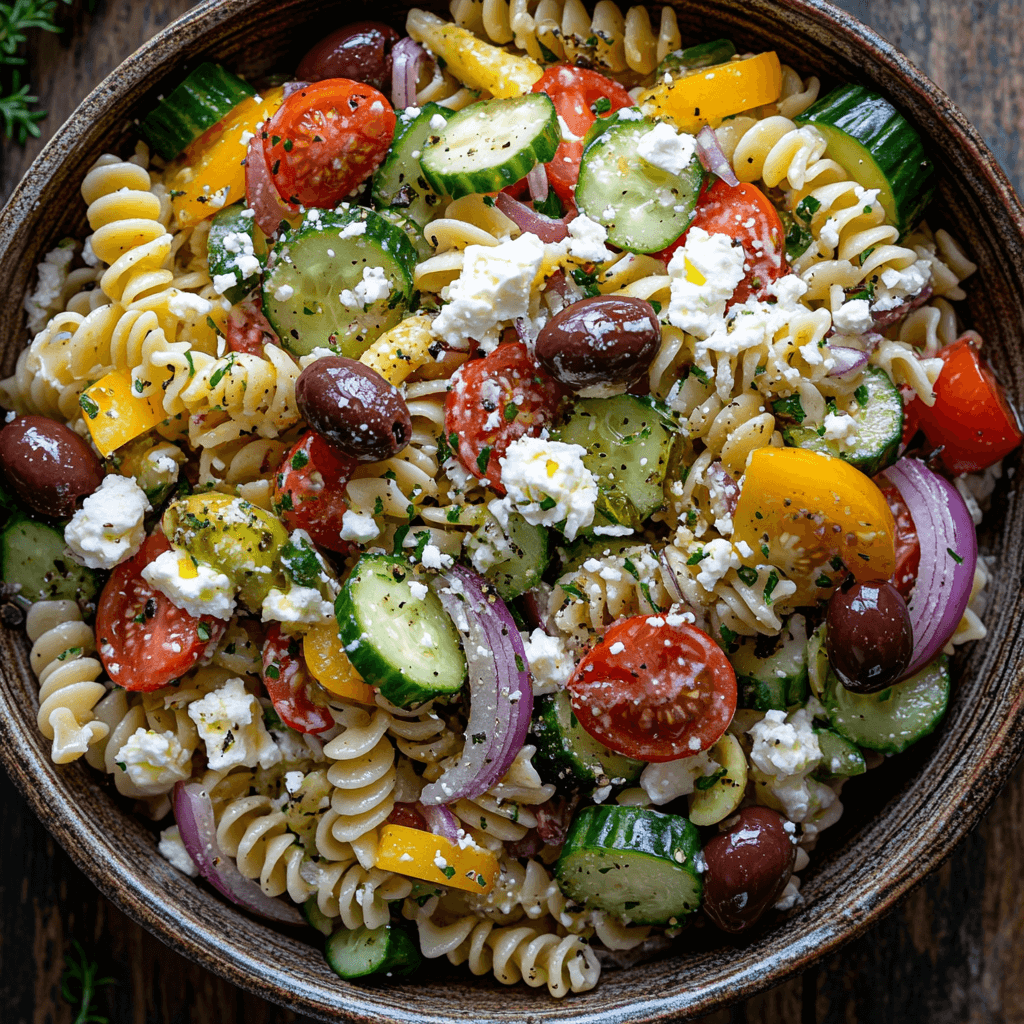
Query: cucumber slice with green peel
774,368,903,476
334,553,466,708
823,655,950,755
556,806,702,926
467,507,550,602
554,394,679,531
1,516,103,609
419,94,560,200
139,62,255,161
656,39,737,79
576,114,703,253
532,689,645,789
303,896,334,937
208,202,267,305
795,84,934,232
812,727,867,781
324,923,422,980
730,614,809,711
261,206,418,359
373,103,452,229
375,208,434,263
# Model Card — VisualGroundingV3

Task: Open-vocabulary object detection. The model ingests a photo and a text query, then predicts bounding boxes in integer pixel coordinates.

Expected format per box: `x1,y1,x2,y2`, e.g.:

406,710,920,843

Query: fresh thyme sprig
61,939,115,1024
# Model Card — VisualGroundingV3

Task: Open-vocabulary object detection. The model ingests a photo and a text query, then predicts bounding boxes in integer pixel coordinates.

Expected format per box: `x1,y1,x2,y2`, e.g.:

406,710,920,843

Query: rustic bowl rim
1,0,1023,1020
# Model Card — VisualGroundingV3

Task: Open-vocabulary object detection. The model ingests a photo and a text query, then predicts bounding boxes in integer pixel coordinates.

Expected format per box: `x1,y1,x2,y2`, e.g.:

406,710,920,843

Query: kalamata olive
0,415,104,518
826,577,914,693
534,296,661,392
295,356,411,463
702,806,797,933
296,22,401,91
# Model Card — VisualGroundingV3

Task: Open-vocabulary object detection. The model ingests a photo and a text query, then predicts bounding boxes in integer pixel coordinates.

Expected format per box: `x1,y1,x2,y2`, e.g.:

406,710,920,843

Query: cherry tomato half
878,480,921,602
226,294,279,356
261,624,334,734
655,181,787,306
387,803,429,831
532,66,633,205
915,335,1023,475
262,79,396,208
273,432,357,553
96,533,226,692
443,342,563,493
567,615,737,762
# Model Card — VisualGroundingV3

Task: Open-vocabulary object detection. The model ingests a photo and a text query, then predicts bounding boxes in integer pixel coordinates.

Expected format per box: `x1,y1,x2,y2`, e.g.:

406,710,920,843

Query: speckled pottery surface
0,0,1022,1020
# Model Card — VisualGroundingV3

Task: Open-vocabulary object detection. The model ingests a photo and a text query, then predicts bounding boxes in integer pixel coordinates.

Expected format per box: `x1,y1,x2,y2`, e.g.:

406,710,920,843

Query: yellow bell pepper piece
375,823,499,894
79,370,165,457
168,86,286,229
406,9,543,98
359,314,436,387
640,52,783,133
732,447,895,604
303,623,377,705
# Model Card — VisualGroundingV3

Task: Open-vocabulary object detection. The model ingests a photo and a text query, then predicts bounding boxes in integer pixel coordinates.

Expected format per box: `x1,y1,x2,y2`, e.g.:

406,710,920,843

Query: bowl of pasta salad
0,0,1022,1018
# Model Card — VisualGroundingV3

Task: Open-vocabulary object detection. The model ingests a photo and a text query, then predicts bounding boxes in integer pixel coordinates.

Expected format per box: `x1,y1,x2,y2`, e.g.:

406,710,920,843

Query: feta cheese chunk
667,227,747,338
831,297,873,335
65,474,150,569
748,707,821,778
693,538,740,592
499,436,598,541
157,825,199,877
114,728,191,796
24,240,75,334
187,676,282,771
637,121,697,177
566,213,614,263
340,509,380,544
142,550,236,620
640,750,717,804
822,411,860,450
261,585,334,626
339,265,391,309
523,628,574,695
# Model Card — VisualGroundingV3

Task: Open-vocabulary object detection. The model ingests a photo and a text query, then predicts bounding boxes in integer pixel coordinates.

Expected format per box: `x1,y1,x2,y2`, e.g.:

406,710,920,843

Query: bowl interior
0,1,1022,1020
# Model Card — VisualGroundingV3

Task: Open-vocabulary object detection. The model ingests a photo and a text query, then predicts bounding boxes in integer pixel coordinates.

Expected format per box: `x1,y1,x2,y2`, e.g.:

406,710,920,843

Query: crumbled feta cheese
24,241,75,334
142,550,236,620
167,291,213,319
65,475,150,569
640,751,716,804
831,298,873,335
667,227,747,338
566,213,614,263
499,436,598,541
339,265,391,309
420,543,449,570
466,499,514,574
748,707,821,778
822,411,860,450
157,825,198,877
273,283,294,301
187,677,281,771
693,538,740,592
523,628,573,695
338,220,367,239
114,728,191,795
408,581,429,601
261,585,334,626
637,121,697,177
340,509,380,544
429,112,447,131
285,770,305,794
872,258,931,312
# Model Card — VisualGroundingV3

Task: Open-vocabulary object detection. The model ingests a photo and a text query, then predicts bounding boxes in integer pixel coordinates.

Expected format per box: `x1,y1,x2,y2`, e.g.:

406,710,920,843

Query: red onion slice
695,125,739,187
418,802,460,842
526,164,549,202
244,135,299,237
282,80,310,98
391,37,425,109
828,345,870,378
494,192,569,243
173,781,304,925
880,458,978,676
421,565,533,804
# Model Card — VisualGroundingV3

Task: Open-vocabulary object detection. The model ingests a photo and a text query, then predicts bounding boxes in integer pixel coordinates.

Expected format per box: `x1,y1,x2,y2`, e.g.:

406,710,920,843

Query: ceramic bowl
1,0,1022,1020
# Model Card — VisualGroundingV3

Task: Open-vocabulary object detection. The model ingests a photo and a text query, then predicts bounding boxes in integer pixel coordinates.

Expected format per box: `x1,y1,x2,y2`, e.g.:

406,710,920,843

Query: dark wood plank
2,1,1024,1022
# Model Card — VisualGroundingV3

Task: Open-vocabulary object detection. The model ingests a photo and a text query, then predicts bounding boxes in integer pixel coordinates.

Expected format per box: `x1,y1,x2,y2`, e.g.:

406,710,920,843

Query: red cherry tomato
226,295,279,356
914,335,1023,475
262,79,396,208
878,481,920,602
96,533,226,692
387,803,429,831
272,433,357,553
532,66,633,205
567,615,737,762
261,624,334,734
443,342,563,493
654,181,787,306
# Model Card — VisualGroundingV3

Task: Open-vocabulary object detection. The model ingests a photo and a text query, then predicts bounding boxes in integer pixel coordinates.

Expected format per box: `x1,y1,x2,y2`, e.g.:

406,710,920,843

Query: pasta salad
1,2,1021,996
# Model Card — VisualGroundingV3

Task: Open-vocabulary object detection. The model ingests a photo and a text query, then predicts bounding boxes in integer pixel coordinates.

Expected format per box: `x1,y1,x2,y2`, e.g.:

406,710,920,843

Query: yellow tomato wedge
168,86,286,229
732,447,895,604
303,623,377,705
375,823,499,894
640,52,783,133
406,8,543,98
79,370,165,457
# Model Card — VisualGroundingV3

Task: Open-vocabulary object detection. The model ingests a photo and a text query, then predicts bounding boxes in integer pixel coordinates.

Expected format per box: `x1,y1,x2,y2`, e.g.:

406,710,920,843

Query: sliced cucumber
729,613,809,711
688,732,747,827
823,654,950,755
657,39,737,79
812,727,867,781
419,94,559,200
806,621,829,701
467,507,550,602
303,895,334,937
139,62,255,161
373,103,452,229
554,394,679,531
324,923,421,980
375,208,434,263
1,516,103,610
775,368,902,476
795,84,934,232
335,553,466,708
208,202,267,305
532,689,645,789
576,114,703,253
262,206,418,359
556,806,702,926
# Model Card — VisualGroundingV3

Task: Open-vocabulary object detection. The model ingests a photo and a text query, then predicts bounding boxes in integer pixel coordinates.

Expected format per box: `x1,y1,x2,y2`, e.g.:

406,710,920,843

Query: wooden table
2,2,1023,1021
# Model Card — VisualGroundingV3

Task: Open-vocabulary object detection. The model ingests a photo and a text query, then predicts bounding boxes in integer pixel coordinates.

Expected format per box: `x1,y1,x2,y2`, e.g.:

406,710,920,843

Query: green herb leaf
854,384,869,407
694,767,729,791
